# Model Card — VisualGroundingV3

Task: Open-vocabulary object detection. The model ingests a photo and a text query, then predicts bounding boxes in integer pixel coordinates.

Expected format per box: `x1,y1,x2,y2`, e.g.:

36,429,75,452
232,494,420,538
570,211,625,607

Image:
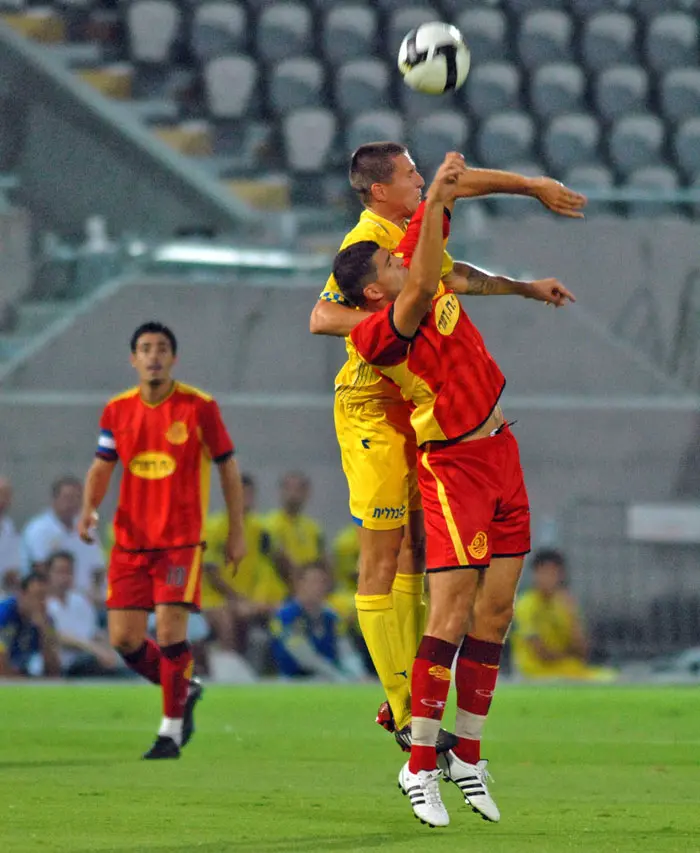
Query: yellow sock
355,593,412,729
392,572,427,663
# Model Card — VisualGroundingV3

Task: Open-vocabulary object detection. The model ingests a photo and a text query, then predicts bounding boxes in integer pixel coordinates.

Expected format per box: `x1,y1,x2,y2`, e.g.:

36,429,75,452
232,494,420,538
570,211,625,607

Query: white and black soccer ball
398,22,471,95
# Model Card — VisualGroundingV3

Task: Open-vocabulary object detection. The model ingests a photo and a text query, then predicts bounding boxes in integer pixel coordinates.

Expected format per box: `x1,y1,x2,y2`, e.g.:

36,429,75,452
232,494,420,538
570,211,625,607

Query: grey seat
269,58,325,116
626,165,679,218
190,1,247,63
543,113,601,172
476,111,535,168
345,110,405,155
530,63,585,120
400,86,457,120
661,69,700,124
506,0,565,13
257,3,312,64
283,108,337,173
322,4,377,64
636,0,689,17
335,59,391,117
609,115,665,176
409,111,469,177
388,7,441,57
564,163,614,213
645,13,699,73
594,66,649,122
518,11,573,70
455,9,507,66
674,118,700,176
377,0,434,10
582,12,637,72
204,54,257,120
463,62,521,120
127,0,181,64
566,0,609,14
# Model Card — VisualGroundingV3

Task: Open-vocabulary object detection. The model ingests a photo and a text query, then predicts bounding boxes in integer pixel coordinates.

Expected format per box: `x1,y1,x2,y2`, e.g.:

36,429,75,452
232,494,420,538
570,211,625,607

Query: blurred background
0,0,699,681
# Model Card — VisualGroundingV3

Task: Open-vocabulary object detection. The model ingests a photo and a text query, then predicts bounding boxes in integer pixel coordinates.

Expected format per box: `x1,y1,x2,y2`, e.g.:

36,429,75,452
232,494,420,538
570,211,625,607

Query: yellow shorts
334,394,421,530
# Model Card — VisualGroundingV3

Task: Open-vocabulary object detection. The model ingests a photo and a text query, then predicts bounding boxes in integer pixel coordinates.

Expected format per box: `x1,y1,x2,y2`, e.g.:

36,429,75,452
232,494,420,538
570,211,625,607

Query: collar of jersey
360,209,407,244
140,379,177,408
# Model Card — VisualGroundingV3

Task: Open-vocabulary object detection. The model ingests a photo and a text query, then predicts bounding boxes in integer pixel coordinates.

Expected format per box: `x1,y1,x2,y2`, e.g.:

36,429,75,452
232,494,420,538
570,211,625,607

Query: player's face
130,333,176,387
365,248,409,305
53,484,82,523
534,562,564,596
380,153,425,219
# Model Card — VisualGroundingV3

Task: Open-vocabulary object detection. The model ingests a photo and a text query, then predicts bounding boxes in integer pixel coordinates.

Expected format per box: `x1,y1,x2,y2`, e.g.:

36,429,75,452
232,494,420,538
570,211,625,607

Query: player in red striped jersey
333,154,575,827
78,322,246,760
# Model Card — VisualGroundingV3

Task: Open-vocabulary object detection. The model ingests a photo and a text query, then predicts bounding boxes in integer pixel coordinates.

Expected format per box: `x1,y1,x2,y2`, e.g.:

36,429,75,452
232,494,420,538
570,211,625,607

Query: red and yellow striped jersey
96,381,234,551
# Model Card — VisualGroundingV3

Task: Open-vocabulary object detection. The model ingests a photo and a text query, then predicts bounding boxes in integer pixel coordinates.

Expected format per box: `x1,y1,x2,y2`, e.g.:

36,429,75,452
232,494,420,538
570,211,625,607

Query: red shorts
106,544,204,611
417,426,531,571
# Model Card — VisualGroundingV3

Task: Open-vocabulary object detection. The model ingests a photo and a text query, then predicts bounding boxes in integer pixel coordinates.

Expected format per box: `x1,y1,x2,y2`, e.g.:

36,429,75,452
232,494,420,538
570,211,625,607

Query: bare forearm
309,299,369,336
218,457,244,536
457,168,534,199
82,460,113,514
450,262,534,298
408,196,447,298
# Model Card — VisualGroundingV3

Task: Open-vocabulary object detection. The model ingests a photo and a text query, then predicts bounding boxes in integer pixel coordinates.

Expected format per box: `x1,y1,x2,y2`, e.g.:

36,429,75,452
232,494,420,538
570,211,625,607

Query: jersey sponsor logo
372,504,407,521
435,292,460,337
128,451,177,480
428,664,451,682
468,530,489,560
165,421,188,445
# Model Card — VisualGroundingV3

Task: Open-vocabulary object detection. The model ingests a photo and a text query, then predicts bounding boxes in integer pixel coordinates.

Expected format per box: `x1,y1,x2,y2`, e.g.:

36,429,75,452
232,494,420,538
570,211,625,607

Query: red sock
454,635,502,764
409,635,457,774
160,641,193,719
121,638,161,685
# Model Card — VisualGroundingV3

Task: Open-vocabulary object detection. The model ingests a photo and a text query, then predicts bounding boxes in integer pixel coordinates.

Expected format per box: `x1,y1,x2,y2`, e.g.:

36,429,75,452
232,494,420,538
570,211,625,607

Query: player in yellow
310,142,587,748
512,549,616,681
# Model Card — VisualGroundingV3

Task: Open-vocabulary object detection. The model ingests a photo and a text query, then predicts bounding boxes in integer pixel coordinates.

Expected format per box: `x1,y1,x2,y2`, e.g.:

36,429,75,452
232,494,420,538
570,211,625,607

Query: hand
224,528,246,574
77,509,99,544
527,278,576,307
427,151,466,204
529,177,587,219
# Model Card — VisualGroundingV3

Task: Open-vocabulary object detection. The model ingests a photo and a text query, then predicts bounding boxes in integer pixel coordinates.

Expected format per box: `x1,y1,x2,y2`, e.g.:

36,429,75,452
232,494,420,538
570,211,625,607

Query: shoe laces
476,760,494,786
420,770,444,807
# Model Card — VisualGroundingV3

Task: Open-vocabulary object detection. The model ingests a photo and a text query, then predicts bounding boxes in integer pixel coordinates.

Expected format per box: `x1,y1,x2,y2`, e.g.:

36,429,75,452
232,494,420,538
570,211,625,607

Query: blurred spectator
202,474,286,663
511,549,616,682
21,475,105,602
270,564,366,682
0,476,21,588
0,572,61,677
328,522,360,624
265,472,326,585
45,551,121,677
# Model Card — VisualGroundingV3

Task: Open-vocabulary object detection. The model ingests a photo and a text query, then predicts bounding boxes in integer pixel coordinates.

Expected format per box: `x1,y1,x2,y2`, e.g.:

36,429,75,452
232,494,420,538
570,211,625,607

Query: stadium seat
375,0,434,9
256,3,312,64
463,62,521,120
626,165,679,218
609,115,665,176
517,11,573,70
322,5,377,64
127,0,181,64
645,13,699,73
674,118,700,177
635,0,689,17
530,63,585,121
269,58,325,116
661,69,700,124
505,0,566,13
400,86,457,121
335,59,390,117
568,0,614,17
565,163,614,193
454,9,507,66
283,108,337,173
190,2,247,63
345,110,405,156
204,54,257,120
476,111,535,168
387,7,441,57
582,12,637,72
594,66,649,122
409,112,469,177
543,113,601,173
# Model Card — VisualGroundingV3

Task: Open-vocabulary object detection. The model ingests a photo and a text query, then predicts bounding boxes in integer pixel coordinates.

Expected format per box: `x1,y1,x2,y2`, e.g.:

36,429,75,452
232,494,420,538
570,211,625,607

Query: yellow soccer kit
322,208,454,530
264,509,324,567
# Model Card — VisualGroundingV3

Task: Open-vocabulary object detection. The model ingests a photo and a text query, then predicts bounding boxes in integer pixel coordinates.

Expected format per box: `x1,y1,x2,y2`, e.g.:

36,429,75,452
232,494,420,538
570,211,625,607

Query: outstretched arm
309,299,370,337
446,262,576,307
456,169,587,219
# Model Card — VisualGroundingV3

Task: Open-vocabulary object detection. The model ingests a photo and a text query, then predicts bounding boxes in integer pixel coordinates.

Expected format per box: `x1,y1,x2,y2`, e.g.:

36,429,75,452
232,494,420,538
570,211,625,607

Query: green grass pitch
0,683,698,852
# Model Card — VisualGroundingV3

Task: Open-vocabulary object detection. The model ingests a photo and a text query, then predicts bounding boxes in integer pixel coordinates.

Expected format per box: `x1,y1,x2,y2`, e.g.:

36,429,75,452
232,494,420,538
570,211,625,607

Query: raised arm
456,168,587,218
309,299,370,337
445,262,576,307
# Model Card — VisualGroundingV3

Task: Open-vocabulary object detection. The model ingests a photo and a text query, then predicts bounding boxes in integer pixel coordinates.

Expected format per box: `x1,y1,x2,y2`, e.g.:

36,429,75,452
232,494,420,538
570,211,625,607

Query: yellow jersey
320,208,454,405
511,590,578,673
264,509,324,567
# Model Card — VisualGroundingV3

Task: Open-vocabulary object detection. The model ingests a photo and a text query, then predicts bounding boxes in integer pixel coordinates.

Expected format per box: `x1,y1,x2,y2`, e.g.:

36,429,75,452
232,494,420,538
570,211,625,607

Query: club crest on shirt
165,421,188,445
435,292,460,336
468,530,488,560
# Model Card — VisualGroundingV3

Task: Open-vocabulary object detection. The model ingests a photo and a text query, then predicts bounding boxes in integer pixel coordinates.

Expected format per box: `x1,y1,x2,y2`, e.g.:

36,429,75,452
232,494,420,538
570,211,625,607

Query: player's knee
473,597,514,641
358,553,397,595
425,607,467,646
110,633,143,656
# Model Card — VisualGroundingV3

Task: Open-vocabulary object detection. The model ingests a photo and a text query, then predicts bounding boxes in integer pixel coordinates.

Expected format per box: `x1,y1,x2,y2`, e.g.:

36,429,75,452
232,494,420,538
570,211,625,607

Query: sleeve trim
443,207,452,221
214,450,234,464
389,304,416,343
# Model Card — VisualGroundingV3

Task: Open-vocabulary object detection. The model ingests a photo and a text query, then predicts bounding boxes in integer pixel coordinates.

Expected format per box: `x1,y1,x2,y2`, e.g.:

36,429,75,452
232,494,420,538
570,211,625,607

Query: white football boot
439,751,500,822
398,761,450,828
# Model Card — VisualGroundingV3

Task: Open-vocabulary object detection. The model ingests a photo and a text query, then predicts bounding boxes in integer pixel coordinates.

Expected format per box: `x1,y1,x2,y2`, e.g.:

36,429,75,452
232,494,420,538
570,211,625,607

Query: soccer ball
398,22,471,95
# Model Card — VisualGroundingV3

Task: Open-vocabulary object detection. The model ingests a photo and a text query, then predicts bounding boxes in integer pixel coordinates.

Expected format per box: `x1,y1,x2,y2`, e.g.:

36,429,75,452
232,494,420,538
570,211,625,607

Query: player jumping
333,153,576,826
78,321,246,759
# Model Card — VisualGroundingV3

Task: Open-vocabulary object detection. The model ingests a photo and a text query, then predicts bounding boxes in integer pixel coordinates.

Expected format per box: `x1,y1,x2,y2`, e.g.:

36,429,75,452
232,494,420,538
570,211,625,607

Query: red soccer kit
350,203,530,570
96,381,234,609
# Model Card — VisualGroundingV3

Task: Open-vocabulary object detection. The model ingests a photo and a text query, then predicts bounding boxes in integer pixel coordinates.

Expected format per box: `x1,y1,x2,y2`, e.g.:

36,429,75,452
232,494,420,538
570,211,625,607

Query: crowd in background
0,472,609,682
